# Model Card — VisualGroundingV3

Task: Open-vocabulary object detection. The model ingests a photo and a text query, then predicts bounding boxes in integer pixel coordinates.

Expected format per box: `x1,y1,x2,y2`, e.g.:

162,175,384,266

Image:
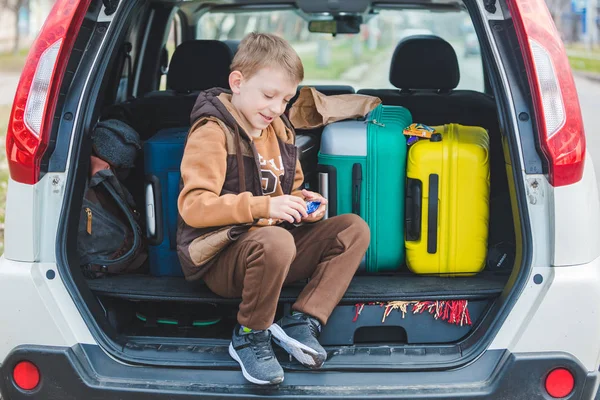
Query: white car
0,0,599,398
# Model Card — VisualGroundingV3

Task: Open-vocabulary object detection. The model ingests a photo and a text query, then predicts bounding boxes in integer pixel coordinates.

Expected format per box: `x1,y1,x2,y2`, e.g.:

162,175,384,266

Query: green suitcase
317,105,412,273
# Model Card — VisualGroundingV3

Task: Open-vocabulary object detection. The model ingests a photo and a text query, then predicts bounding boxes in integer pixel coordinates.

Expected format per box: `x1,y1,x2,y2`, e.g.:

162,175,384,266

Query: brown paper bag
289,87,382,129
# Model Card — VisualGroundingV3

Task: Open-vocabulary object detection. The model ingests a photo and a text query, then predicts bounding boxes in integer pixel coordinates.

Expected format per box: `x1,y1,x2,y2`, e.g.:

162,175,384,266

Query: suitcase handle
405,178,422,241
352,163,362,215
427,174,439,254
317,165,338,217
405,175,439,253
145,175,164,246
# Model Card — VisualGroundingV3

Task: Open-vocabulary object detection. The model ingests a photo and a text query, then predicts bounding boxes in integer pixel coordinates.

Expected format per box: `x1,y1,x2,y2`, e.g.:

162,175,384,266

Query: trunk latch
102,0,120,16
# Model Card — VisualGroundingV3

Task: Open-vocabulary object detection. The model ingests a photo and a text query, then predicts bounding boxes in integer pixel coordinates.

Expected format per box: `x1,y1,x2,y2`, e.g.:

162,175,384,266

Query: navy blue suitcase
144,127,187,277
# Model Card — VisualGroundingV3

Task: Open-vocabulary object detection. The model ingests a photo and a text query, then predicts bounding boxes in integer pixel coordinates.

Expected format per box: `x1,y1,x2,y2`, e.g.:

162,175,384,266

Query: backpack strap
85,170,143,267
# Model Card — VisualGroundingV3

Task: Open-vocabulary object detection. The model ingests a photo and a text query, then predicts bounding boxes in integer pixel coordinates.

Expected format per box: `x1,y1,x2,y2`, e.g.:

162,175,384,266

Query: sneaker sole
268,324,325,368
228,343,284,385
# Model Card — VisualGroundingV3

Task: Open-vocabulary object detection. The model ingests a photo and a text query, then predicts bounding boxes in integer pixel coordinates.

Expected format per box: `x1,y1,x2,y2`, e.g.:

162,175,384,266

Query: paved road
0,73,19,106
574,75,600,182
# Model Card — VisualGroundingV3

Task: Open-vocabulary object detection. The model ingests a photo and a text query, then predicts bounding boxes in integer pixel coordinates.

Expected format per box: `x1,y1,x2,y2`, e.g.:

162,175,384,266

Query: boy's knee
249,226,296,266
335,214,371,249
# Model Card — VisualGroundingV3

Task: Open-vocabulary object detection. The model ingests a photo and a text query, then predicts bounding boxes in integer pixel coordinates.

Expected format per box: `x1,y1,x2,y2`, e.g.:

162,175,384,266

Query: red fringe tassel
353,300,472,326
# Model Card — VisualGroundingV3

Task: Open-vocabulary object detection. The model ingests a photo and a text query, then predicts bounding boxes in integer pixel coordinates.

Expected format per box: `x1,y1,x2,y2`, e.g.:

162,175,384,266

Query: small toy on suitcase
405,123,490,276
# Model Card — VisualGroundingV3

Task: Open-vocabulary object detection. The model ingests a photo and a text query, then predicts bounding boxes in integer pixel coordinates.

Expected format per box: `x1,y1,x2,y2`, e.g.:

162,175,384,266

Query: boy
176,33,370,385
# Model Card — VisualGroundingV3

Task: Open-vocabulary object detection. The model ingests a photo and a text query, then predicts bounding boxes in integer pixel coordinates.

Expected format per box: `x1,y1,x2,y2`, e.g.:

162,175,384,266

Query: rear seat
358,35,506,196
150,40,233,98
103,40,234,140
358,35,497,128
222,39,241,57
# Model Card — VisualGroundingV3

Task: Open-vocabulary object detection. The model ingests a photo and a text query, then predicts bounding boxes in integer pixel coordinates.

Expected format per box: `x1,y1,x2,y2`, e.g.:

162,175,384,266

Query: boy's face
229,66,298,134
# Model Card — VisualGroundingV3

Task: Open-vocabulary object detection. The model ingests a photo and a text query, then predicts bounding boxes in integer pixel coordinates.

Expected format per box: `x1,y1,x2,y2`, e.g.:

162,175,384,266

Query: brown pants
202,214,370,330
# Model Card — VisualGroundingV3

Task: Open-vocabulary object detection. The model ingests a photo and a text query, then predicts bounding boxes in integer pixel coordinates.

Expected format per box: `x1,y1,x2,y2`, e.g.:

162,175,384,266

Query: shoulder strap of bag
86,175,142,266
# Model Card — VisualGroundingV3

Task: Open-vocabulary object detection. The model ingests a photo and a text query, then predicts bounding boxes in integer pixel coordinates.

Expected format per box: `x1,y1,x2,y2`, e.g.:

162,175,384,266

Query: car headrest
222,40,241,56
389,35,460,91
167,40,233,93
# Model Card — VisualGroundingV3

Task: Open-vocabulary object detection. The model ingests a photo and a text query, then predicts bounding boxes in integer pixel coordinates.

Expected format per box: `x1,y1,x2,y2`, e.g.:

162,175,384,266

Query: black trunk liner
87,271,509,303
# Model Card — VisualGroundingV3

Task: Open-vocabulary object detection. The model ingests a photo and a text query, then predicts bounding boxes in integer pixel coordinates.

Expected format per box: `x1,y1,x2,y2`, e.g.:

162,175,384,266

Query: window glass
196,9,484,91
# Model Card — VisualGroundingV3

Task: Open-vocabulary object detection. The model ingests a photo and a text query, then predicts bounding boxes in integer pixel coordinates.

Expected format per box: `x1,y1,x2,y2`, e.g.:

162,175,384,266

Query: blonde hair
231,32,304,83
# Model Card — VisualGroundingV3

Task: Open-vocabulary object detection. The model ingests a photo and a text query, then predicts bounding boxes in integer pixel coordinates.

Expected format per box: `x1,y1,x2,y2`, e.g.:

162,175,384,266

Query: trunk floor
87,271,509,303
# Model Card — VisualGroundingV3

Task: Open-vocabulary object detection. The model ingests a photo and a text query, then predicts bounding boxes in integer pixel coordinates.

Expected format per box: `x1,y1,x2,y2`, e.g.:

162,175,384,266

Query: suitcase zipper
365,119,385,127
85,208,92,235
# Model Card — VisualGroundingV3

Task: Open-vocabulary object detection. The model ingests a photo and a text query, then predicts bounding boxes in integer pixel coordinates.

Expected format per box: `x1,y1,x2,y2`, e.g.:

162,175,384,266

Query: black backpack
77,120,147,278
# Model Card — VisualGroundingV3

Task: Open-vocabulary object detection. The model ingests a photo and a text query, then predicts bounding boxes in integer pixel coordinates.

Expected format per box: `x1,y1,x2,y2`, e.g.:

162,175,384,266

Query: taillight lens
5,0,91,185
545,368,575,398
508,0,586,187
12,361,40,391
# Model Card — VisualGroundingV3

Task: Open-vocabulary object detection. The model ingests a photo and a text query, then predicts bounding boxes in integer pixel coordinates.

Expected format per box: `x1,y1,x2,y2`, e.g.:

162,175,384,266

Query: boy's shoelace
293,314,321,338
247,330,274,361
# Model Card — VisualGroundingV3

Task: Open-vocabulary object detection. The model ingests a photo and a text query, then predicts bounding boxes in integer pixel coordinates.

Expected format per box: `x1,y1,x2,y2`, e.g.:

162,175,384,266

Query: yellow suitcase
405,124,490,275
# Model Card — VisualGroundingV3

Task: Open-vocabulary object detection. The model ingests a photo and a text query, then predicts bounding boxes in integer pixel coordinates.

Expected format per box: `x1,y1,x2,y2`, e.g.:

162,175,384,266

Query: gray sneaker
228,325,284,385
269,312,327,369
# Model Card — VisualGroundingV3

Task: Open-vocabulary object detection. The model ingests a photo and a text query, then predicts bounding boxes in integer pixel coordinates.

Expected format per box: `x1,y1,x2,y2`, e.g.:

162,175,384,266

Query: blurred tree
212,15,229,39
228,15,251,39
1,0,28,53
352,33,363,62
546,0,572,38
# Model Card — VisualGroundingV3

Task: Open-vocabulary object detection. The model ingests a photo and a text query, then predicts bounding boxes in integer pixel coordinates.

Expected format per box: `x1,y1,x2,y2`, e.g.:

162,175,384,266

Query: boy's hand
300,189,328,223
270,195,308,223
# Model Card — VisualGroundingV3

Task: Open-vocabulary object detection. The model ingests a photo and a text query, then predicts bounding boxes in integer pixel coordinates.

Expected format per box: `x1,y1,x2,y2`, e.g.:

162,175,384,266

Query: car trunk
73,114,518,368
58,0,529,371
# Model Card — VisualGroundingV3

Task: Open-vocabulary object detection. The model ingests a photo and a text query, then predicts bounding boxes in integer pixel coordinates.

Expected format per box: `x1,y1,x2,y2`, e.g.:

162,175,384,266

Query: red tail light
508,0,586,187
12,361,40,391
545,368,574,398
5,0,91,185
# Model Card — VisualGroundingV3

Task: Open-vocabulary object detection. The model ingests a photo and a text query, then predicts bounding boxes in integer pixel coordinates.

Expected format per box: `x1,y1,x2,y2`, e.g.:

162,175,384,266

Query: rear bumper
0,345,597,399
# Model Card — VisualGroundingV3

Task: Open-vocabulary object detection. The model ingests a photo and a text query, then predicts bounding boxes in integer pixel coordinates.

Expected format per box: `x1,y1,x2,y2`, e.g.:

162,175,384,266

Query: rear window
196,9,484,92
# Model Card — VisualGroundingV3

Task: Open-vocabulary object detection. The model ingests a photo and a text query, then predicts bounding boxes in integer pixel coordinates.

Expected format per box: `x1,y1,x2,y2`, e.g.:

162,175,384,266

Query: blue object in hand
306,200,321,214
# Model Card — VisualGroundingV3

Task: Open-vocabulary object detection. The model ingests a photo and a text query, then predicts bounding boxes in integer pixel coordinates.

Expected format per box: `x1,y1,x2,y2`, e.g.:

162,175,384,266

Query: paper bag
289,87,382,129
